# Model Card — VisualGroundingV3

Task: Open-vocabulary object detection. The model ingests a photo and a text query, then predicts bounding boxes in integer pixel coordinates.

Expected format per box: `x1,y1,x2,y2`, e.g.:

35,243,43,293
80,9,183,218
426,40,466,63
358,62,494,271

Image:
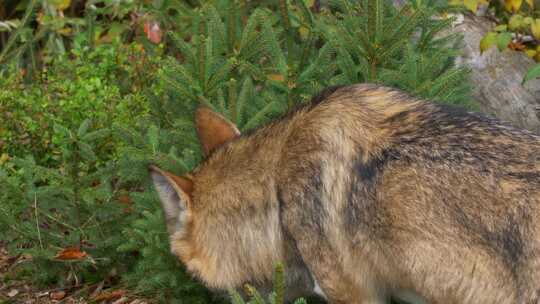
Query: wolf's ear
195,106,240,156
149,165,193,234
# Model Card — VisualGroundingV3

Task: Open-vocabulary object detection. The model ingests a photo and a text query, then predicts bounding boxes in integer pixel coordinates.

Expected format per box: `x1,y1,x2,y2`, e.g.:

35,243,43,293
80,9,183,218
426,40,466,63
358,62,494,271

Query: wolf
149,83,540,304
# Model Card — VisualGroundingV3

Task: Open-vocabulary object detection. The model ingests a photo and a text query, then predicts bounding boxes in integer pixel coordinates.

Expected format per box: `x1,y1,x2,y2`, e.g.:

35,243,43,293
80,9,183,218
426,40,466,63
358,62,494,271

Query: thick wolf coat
150,84,540,304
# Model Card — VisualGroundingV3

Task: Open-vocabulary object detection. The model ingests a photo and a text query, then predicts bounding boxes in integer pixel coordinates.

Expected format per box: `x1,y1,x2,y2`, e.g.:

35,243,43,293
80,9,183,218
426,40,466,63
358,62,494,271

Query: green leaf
337,48,356,83
53,123,72,139
523,64,540,83
496,32,512,51
101,22,127,42
77,119,91,137
292,0,314,25
273,263,285,304
82,129,110,142
367,0,384,43
229,289,246,304
493,24,508,32
147,125,160,154
479,32,497,53
508,14,525,30
236,77,254,127
242,99,280,131
245,284,265,304
77,142,97,162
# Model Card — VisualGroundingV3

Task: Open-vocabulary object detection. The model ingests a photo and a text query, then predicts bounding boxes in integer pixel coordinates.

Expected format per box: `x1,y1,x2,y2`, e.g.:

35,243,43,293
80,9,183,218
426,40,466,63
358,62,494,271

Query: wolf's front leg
279,191,389,304
298,236,388,304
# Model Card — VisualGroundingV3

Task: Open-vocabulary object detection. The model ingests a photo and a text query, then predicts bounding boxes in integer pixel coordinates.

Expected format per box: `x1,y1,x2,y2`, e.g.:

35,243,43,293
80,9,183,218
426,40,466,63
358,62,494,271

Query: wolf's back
277,84,540,303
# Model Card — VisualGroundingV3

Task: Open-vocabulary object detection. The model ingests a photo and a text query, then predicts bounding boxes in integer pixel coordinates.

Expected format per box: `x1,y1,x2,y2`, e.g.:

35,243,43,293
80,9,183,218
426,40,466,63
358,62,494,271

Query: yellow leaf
0,153,8,165
525,49,537,58
36,12,45,25
299,26,310,40
49,0,71,11
531,19,540,40
267,74,285,82
480,32,497,53
494,24,508,31
526,0,534,7
504,0,522,12
57,27,72,36
464,0,479,12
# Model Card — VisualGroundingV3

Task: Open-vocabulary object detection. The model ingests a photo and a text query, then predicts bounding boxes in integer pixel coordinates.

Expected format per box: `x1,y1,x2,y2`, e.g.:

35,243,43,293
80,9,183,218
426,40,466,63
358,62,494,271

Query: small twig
512,33,536,43
39,209,77,231
55,283,96,304
6,254,24,272
39,285,81,294
79,212,97,230
34,193,43,250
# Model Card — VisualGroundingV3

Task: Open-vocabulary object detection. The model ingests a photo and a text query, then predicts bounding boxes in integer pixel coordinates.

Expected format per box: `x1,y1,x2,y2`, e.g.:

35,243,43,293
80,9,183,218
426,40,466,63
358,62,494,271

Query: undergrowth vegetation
451,0,540,81
0,0,473,302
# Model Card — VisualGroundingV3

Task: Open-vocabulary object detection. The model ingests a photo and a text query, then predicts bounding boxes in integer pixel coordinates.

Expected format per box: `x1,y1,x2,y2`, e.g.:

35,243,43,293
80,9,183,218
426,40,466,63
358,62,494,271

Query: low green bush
0,38,153,165
0,119,128,286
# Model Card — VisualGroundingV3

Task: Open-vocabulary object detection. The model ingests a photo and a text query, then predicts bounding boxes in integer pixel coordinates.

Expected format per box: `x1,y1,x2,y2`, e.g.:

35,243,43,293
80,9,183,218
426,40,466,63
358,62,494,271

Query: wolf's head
149,107,314,297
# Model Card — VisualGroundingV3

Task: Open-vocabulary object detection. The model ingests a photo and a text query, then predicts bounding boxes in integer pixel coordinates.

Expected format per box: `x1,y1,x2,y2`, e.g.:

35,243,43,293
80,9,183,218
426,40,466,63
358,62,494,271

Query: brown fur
149,83,540,304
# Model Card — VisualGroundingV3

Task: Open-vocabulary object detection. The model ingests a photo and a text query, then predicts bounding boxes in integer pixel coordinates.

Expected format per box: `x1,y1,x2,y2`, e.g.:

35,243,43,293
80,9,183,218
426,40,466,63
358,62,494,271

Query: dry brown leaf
118,195,132,205
7,289,19,297
267,74,285,82
54,247,87,260
112,297,130,304
92,289,126,302
50,290,66,300
144,21,162,44
90,281,105,299
508,41,526,51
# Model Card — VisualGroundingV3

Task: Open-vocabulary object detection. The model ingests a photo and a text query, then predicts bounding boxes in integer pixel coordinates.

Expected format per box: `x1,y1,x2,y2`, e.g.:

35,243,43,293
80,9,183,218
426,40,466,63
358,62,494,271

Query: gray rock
449,13,540,134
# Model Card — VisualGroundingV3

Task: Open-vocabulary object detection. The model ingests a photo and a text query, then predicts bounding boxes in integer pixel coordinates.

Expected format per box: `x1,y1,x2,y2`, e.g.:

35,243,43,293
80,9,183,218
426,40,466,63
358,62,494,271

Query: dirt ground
0,243,149,304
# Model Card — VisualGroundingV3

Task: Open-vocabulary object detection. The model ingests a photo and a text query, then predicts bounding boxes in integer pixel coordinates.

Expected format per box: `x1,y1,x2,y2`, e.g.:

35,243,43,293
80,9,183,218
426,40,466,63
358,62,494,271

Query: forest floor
0,243,149,304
